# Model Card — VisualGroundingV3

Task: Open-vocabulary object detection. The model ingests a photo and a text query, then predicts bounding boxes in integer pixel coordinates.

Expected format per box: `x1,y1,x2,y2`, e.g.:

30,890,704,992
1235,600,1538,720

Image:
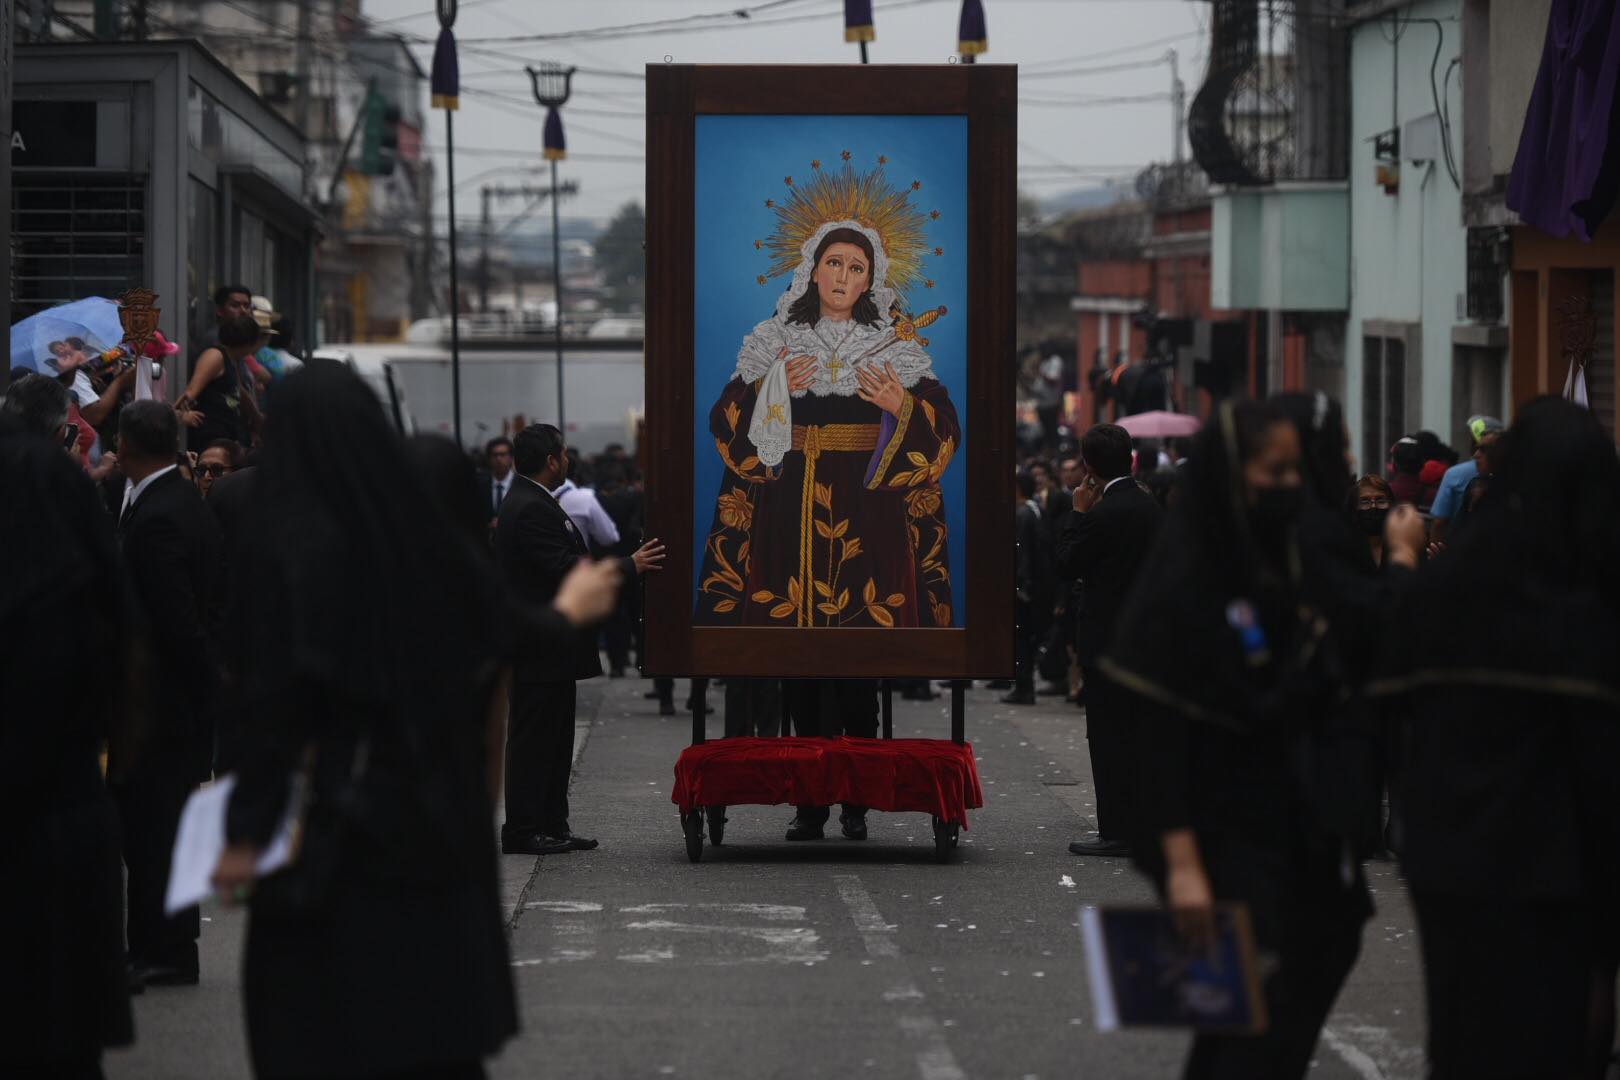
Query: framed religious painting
644,64,1015,679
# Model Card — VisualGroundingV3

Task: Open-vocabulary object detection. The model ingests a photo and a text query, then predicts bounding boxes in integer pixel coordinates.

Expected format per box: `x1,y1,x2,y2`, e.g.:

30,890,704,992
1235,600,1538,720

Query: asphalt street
106,676,1427,1080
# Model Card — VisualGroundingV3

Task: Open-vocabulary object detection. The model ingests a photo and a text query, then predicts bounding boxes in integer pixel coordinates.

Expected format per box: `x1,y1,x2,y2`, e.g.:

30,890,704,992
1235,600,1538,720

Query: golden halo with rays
756,153,939,309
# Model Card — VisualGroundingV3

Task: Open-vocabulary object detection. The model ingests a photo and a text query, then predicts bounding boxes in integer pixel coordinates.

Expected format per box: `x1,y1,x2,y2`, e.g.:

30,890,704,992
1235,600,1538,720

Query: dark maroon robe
695,376,959,628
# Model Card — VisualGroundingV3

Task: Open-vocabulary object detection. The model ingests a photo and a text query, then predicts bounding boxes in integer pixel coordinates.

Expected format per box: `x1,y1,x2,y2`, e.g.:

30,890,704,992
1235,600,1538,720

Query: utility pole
293,0,313,141
477,182,574,314
1169,48,1186,166
527,62,576,433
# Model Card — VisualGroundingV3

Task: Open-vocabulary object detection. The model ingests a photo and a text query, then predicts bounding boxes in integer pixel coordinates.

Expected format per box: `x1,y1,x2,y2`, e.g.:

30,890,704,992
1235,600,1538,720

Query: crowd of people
1009,395,1618,1078
2,338,658,1077
3,313,1617,1079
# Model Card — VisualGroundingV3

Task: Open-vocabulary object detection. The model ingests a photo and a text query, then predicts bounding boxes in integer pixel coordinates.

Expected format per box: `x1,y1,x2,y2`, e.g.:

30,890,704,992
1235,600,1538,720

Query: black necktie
494,480,506,513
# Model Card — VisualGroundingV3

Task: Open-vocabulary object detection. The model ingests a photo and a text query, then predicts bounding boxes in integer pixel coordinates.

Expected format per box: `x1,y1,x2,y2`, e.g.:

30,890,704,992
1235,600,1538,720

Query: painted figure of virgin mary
695,157,958,628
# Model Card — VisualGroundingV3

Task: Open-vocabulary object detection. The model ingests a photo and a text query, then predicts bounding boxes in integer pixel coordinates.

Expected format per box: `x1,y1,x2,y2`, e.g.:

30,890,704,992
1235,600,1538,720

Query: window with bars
9,173,147,320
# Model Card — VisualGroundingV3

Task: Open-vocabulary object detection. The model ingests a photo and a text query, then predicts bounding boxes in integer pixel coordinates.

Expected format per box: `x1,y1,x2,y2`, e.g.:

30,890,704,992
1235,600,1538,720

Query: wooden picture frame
644,64,1016,679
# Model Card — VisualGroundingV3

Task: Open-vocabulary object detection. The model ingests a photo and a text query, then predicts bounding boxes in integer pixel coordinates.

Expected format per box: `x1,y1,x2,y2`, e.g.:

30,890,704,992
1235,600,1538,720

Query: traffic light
359,88,400,177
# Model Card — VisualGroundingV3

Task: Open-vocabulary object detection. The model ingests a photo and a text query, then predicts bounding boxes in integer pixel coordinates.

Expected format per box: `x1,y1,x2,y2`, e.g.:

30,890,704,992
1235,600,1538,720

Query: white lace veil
770,219,897,329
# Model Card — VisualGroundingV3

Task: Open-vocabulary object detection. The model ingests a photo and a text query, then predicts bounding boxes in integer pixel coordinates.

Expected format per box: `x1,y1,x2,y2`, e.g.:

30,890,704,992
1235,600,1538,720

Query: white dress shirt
121,463,180,520
550,478,621,549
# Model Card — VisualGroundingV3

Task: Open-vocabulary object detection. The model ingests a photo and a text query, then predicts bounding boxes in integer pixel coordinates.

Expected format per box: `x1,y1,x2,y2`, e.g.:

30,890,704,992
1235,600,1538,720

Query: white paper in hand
165,773,300,915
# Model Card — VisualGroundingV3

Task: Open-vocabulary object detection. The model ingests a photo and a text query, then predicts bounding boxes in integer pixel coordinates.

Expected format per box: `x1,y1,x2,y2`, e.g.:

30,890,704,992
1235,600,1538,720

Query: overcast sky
362,0,1209,226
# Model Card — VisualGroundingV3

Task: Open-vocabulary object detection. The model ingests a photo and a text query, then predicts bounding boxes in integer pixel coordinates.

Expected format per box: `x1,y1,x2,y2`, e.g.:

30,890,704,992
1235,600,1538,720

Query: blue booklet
1080,904,1267,1034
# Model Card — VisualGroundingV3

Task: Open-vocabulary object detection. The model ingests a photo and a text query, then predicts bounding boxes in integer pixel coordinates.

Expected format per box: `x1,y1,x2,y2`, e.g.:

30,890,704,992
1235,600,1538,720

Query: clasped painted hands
778,348,819,394
855,360,907,418
775,348,908,418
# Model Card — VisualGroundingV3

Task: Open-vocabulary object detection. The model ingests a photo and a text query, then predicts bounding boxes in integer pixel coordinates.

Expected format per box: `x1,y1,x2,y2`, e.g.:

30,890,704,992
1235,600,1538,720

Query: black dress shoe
1068,838,1132,857
133,962,199,987
560,833,599,851
839,812,868,841
502,833,574,856
784,817,825,841
1000,690,1037,705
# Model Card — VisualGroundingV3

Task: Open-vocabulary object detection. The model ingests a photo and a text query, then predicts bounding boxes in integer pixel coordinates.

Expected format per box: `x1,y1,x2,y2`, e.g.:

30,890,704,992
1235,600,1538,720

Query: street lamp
431,0,464,445
526,62,577,434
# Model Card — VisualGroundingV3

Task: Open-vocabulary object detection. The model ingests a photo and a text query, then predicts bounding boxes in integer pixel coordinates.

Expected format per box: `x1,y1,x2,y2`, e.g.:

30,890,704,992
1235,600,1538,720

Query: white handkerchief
749,358,794,467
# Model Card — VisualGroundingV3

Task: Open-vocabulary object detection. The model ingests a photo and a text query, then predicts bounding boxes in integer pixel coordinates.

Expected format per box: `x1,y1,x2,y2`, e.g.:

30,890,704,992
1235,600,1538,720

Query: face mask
1249,486,1305,533
1353,505,1388,536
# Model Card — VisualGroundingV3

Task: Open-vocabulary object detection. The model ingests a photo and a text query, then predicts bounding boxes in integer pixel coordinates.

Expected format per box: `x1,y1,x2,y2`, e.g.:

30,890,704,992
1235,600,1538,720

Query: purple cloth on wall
1506,0,1620,241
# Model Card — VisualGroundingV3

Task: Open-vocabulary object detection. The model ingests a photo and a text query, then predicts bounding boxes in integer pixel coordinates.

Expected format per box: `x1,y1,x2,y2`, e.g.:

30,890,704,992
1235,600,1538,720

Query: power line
1021,29,1203,69
1019,93,1173,107
448,0,836,44
1020,54,1175,80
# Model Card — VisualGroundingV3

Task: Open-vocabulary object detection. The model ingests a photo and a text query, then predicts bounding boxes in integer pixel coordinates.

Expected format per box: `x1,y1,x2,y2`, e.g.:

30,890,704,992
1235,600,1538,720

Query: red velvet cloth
671,736,985,827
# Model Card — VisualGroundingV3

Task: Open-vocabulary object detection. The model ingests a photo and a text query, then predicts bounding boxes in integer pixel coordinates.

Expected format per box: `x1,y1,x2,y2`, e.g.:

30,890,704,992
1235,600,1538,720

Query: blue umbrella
9,297,127,375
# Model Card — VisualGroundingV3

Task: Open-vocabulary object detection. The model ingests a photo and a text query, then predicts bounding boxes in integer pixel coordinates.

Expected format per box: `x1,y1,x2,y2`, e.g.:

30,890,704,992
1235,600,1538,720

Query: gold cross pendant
826,355,845,380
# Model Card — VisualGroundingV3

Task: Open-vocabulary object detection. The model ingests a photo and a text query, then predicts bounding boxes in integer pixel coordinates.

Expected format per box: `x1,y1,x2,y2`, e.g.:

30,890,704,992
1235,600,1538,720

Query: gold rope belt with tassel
794,424,880,626
790,423,879,452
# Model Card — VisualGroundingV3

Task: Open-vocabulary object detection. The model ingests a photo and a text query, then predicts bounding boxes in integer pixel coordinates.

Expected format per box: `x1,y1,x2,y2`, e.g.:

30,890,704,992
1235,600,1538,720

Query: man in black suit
1005,470,1049,705
112,400,222,985
1055,423,1162,857
496,424,664,855
479,435,515,532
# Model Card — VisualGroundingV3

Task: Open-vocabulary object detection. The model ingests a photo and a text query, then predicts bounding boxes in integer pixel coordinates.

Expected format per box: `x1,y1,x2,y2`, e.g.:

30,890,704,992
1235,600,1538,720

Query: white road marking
834,874,967,1080
834,874,900,958
622,920,827,964
620,902,808,922
1320,1027,1386,1080
900,1015,970,1080
525,900,604,913
618,947,677,964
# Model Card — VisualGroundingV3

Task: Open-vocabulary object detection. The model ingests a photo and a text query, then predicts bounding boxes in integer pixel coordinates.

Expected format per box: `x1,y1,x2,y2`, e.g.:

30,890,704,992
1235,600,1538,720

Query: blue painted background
691,113,969,624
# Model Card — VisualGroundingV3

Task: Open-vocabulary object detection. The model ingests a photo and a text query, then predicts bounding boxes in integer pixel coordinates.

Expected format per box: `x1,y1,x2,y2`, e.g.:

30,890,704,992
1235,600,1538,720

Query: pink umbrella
1114,410,1202,438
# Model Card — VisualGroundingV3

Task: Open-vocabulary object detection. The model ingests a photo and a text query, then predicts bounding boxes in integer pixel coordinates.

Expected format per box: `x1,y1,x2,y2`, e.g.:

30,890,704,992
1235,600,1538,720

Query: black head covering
1377,396,1620,705
1272,391,1353,509
1103,399,1338,731
244,359,500,705
404,433,489,547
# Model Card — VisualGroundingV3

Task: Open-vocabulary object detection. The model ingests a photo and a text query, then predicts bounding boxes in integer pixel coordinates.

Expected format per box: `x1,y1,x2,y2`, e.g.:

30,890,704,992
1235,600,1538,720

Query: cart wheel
706,806,727,847
682,811,704,863
931,816,960,864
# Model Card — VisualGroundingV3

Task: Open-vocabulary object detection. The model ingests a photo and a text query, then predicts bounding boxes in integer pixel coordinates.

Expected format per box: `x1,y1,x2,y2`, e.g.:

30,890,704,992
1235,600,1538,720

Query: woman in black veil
1101,399,1404,1078
0,413,133,1078
211,361,616,1079
1376,396,1620,1080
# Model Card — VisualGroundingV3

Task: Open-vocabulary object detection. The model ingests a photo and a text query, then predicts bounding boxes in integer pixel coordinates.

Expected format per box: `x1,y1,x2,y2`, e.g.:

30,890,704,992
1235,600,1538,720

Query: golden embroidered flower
715,489,753,532
906,487,942,519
